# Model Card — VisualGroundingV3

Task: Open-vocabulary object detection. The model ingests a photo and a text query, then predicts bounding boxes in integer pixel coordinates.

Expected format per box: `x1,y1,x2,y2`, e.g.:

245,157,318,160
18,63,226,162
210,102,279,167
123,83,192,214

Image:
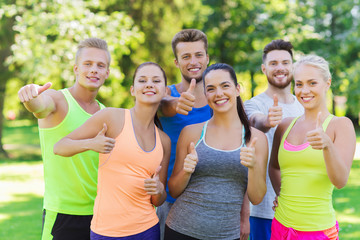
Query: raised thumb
38,82,52,95
152,166,162,178
189,142,196,154
273,94,278,107
98,123,107,136
187,79,196,94
248,137,257,148
316,112,322,129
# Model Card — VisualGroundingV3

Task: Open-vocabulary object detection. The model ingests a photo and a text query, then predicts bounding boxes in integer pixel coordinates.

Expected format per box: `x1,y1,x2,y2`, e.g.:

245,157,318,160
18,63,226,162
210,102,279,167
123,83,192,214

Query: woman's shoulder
328,115,355,132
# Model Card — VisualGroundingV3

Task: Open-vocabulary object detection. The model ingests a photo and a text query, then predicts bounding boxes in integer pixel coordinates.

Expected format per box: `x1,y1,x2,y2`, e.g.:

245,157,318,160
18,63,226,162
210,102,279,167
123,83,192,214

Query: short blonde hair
293,55,331,81
75,38,111,67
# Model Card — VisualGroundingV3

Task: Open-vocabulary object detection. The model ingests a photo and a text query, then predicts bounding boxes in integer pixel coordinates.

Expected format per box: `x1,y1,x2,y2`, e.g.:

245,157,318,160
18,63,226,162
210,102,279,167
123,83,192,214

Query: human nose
90,65,98,73
190,55,197,65
215,87,223,97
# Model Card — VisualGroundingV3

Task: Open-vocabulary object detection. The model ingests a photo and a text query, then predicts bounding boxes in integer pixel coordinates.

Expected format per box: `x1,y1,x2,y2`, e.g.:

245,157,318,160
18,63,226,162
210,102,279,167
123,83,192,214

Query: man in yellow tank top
18,38,110,240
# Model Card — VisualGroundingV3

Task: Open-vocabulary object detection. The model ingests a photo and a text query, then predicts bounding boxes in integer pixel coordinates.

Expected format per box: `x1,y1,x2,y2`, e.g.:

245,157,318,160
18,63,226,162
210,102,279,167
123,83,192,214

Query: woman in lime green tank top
269,55,356,240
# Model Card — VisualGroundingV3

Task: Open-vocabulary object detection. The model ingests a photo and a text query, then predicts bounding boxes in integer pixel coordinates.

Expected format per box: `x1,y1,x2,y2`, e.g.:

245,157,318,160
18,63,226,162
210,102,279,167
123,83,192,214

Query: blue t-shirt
160,84,212,203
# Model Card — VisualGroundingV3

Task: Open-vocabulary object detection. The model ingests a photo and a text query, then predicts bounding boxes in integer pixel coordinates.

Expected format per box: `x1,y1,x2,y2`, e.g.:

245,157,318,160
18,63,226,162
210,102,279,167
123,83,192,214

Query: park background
0,0,359,239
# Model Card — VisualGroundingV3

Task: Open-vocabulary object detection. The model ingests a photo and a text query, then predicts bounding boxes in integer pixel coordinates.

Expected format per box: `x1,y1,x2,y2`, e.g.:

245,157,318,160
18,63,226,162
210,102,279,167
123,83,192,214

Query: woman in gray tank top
164,63,268,240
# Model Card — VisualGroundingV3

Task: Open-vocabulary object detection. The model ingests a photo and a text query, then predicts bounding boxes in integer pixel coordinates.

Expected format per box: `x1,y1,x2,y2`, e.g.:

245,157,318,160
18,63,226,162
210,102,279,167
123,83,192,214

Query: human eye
295,82,302,87
196,53,204,57
153,78,161,83
182,55,189,60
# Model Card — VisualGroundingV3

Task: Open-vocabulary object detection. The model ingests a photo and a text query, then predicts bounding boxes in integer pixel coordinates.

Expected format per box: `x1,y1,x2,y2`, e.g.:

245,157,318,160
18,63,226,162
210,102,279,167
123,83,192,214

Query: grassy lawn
0,122,359,240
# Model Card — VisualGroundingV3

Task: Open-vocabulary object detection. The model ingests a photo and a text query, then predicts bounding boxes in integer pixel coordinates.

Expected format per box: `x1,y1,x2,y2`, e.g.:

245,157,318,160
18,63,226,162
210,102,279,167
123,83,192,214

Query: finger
152,166,162,178
38,82,52,95
316,112,322,129
273,94,278,107
187,78,196,94
189,142,196,154
248,137,258,148
98,123,107,136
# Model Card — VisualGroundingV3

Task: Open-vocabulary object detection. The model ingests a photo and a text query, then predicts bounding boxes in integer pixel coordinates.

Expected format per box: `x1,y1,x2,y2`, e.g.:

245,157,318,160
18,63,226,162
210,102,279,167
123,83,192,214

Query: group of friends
17,29,357,240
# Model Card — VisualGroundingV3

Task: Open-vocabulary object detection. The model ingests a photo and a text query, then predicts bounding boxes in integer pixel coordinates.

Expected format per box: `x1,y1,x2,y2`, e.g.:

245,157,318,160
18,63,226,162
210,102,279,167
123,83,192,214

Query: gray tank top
166,121,248,240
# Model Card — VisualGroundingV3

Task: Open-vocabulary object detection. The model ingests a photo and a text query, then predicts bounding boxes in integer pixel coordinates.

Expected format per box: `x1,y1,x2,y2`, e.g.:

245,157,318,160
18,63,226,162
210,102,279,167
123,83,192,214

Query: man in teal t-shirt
18,38,110,240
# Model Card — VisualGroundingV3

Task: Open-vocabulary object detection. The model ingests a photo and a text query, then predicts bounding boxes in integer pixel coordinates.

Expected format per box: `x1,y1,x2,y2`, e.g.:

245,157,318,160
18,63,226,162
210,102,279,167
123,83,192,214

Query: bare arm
242,129,268,205
268,118,292,196
18,82,57,119
145,131,171,206
307,116,356,189
53,108,119,157
168,124,202,198
159,80,197,117
249,94,282,133
240,191,250,240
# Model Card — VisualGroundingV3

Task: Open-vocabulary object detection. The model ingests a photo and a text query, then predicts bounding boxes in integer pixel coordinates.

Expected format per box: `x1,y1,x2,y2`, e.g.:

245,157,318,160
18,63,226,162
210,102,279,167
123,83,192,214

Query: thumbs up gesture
144,166,163,195
18,82,52,103
176,79,196,115
306,112,330,150
183,142,198,174
240,138,258,168
92,123,116,153
266,94,283,128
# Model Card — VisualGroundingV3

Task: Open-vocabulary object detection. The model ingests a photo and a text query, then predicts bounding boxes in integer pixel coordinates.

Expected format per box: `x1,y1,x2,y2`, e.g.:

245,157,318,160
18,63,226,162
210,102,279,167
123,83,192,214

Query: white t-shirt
244,92,304,219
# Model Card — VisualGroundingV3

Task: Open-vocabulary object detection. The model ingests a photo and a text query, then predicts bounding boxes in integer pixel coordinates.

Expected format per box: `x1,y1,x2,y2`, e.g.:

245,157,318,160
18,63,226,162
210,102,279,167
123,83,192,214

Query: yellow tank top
91,109,163,237
275,115,336,231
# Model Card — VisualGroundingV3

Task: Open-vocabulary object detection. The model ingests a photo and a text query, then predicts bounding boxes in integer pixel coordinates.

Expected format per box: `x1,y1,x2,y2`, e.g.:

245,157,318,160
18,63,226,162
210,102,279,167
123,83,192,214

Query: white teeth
276,74,285,78
302,97,312,101
215,99,227,104
189,68,200,72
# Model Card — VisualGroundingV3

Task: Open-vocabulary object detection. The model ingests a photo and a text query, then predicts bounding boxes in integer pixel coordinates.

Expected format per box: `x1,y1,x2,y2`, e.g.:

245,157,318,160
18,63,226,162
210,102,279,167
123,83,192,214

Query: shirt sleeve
244,98,263,118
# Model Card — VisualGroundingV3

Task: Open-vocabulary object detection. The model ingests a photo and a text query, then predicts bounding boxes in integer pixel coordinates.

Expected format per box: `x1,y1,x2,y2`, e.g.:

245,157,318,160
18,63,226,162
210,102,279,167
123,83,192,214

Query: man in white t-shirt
244,39,304,240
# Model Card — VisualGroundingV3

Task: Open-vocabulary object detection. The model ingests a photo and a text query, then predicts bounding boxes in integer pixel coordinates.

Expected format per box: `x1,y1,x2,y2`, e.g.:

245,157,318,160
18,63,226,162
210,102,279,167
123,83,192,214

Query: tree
1,0,143,157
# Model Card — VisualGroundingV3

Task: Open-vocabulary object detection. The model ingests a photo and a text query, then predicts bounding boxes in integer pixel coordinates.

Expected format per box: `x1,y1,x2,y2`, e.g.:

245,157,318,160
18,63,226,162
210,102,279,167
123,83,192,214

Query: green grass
0,121,359,240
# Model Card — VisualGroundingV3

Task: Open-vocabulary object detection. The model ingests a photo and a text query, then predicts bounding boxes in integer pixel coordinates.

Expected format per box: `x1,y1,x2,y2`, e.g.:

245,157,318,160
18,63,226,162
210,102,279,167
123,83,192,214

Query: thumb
248,137,258,148
187,79,196,94
98,123,107,136
189,142,196,154
316,112,322,129
38,82,52,95
152,166,162,178
273,94,278,107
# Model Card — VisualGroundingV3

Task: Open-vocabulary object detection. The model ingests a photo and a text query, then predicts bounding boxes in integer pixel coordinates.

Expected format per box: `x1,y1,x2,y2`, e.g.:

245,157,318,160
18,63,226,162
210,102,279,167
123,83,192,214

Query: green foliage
4,0,144,109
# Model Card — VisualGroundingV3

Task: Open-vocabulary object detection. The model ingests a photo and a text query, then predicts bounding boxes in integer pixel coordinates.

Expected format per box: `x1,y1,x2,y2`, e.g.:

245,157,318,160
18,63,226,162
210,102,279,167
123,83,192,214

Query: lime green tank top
275,114,335,231
39,89,105,215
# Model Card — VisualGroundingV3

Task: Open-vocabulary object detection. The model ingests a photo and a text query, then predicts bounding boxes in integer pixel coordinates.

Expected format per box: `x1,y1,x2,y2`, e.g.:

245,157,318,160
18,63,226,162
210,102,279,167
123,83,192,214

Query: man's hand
266,94,282,128
18,82,52,103
176,79,196,115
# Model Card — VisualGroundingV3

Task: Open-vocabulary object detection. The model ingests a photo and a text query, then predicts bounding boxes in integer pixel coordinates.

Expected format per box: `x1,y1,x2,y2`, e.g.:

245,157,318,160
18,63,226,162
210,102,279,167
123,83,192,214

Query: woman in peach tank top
269,55,356,240
54,62,171,240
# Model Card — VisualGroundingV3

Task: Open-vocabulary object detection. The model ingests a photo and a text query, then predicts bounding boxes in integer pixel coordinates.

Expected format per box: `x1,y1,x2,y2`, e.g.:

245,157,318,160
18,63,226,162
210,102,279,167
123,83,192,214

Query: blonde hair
293,55,331,81
75,38,111,67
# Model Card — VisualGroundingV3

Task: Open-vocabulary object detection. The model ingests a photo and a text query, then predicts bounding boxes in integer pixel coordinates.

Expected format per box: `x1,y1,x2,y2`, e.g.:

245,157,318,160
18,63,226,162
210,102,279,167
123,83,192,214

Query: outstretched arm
144,131,171,206
307,115,356,189
54,108,119,157
241,129,268,205
18,82,56,119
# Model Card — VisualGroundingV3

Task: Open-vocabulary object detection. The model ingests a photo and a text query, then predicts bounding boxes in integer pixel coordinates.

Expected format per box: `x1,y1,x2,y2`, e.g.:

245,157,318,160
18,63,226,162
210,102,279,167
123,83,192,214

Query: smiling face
174,41,209,83
74,47,110,91
262,50,293,89
294,64,331,110
131,64,166,105
204,69,240,113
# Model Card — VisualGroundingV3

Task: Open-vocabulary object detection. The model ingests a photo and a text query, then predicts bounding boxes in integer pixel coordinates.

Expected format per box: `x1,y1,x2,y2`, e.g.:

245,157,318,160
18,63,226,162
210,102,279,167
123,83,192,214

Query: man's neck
68,84,98,104
265,84,294,104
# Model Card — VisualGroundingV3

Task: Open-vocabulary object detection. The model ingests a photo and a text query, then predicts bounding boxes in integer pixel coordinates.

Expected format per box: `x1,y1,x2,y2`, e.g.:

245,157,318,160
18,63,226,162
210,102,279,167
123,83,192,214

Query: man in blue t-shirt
157,29,211,240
